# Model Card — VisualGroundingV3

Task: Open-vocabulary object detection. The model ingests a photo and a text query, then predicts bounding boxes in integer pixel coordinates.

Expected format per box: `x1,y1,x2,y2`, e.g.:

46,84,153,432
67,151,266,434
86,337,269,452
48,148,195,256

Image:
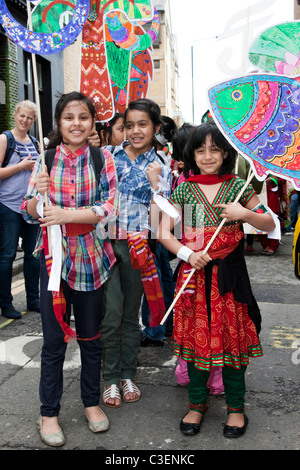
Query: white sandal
102,384,121,408
121,379,141,403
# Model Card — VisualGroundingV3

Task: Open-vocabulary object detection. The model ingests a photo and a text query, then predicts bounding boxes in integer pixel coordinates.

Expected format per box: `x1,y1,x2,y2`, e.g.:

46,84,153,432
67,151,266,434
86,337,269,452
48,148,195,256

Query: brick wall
0,35,19,132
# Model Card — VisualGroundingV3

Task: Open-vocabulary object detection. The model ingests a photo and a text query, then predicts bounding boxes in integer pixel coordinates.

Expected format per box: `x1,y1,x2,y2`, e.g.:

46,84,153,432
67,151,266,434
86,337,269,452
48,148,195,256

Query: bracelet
150,186,161,195
177,246,194,262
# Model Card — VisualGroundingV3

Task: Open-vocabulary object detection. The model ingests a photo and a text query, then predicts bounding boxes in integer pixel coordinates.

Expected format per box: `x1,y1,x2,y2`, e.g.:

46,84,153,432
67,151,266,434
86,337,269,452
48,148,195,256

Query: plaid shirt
21,143,119,291
110,142,171,237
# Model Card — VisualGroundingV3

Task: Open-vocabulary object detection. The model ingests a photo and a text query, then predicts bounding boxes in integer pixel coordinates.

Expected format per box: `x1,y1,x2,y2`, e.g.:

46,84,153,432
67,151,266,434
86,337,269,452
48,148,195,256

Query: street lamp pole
191,44,195,123
191,36,219,124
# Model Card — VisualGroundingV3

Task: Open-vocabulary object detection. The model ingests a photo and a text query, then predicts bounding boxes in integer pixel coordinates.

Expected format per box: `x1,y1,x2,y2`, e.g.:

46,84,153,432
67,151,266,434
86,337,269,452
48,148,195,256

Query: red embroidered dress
169,176,263,371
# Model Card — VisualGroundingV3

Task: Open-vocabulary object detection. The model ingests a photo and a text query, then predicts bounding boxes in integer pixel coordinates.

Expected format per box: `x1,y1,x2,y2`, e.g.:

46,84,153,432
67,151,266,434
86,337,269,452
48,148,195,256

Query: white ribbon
153,194,181,222
37,198,62,292
157,174,171,192
266,207,281,240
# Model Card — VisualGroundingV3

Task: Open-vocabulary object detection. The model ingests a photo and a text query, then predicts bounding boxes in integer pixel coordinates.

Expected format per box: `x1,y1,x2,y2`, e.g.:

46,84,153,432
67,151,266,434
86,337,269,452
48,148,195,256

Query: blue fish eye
232,90,243,101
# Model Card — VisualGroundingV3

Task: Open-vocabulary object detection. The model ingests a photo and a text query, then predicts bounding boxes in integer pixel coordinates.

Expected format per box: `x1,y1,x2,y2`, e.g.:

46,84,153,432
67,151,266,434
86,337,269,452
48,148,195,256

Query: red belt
62,223,95,237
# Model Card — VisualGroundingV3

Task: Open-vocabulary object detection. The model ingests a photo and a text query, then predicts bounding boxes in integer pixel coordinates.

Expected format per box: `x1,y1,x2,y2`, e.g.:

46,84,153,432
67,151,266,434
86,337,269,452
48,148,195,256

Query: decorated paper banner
249,21,300,75
81,1,159,121
208,74,300,190
25,0,158,121
31,0,78,32
0,0,89,54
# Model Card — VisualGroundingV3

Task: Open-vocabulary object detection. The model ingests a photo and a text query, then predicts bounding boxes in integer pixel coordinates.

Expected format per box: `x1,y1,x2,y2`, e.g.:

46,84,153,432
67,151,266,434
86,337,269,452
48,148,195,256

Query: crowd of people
0,93,296,447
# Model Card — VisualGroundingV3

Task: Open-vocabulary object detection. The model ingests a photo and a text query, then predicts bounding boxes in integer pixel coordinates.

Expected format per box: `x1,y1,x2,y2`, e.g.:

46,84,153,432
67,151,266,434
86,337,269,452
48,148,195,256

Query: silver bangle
177,246,194,262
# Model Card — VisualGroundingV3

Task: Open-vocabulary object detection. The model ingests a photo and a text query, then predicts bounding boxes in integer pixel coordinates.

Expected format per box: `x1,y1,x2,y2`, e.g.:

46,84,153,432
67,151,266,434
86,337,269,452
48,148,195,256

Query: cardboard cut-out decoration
208,74,300,190
81,1,159,121
249,21,300,76
0,0,89,54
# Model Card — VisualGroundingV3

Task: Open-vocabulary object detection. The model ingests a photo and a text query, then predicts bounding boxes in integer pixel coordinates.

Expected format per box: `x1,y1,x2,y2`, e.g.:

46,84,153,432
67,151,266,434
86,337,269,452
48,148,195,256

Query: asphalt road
0,234,299,456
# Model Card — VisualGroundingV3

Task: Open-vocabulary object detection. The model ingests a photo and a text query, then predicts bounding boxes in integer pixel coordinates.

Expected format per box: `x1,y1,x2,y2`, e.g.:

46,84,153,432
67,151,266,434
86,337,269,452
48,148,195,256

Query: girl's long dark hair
96,113,124,146
171,123,196,162
183,122,237,178
47,92,95,149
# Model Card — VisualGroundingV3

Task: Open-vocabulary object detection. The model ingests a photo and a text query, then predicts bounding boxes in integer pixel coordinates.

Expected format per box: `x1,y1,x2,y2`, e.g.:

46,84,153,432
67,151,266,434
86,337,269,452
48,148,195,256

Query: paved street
0,234,299,454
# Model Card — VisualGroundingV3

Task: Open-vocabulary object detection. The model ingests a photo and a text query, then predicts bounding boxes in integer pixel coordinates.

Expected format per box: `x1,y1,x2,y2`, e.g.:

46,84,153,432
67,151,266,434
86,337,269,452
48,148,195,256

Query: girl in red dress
158,123,275,437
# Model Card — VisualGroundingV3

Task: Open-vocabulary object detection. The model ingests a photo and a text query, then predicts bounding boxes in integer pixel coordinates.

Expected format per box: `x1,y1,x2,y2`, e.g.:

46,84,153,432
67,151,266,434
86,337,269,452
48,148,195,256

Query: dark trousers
39,257,103,417
0,202,40,308
101,240,144,384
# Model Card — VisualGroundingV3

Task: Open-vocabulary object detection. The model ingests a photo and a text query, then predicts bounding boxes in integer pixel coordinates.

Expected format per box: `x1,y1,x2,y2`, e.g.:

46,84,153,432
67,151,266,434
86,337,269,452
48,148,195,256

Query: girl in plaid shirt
21,92,118,446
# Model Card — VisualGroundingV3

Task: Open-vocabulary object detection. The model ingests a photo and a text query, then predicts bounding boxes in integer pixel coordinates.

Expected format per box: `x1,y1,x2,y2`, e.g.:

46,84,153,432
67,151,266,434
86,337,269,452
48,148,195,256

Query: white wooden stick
126,24,134,108
26,1,51,254
160,171,255,325
26,2,44,165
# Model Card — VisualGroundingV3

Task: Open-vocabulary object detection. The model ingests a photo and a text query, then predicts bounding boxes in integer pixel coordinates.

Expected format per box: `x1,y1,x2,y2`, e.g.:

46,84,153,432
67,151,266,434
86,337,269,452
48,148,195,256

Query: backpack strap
2,130,15,167
44,148,56,175
44,146,104,185
89,146,105,184
1,131,40,168
29,135,40,154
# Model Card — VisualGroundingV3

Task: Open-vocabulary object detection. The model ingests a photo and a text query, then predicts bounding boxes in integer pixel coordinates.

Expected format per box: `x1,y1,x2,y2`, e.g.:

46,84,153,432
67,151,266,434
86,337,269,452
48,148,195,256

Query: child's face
110,117,125,146
125,109,159,154
194,134,227,175
59,100,93,152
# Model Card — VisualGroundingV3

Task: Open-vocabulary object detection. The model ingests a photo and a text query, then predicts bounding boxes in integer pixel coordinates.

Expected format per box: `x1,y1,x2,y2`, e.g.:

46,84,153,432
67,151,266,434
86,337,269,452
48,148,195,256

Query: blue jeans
141,243,175,341
286,192,300,230
0,202,40,308
39,257,103,416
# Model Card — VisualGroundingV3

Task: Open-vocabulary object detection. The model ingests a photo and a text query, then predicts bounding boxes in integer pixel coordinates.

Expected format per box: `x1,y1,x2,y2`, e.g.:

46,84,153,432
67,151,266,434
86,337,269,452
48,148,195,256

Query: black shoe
223,415,248,438
180,416,202,436
27,301,40,312
1,305,22,319
140,336,164,347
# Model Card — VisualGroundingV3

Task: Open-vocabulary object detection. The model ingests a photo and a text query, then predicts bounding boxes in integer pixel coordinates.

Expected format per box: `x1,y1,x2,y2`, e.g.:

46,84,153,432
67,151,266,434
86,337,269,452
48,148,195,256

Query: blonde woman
0,100,40,319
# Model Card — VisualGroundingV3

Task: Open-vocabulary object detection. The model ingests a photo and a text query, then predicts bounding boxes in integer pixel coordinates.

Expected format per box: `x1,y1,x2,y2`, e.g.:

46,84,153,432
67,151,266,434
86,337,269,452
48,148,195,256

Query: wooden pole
26,1,51,253
235,6,251,174
126,23,134,108
160,171,255,325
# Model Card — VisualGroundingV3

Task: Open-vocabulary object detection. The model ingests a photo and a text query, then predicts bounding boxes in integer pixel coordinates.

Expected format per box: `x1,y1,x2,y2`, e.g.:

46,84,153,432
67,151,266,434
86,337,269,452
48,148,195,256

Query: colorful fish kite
208,74,300,190
26,0,159,121
249,21,300,76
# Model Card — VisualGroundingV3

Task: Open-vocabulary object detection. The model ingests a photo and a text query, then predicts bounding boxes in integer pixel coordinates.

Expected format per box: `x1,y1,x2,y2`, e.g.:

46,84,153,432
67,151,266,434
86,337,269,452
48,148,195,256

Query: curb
13,257,23,277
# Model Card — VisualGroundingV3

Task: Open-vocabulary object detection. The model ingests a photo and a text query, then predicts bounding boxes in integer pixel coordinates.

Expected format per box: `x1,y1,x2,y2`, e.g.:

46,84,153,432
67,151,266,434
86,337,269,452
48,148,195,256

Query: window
23,52,53,139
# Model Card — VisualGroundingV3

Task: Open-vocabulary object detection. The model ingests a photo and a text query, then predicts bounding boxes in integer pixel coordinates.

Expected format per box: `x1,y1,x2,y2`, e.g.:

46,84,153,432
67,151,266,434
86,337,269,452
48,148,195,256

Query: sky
169,0,295,123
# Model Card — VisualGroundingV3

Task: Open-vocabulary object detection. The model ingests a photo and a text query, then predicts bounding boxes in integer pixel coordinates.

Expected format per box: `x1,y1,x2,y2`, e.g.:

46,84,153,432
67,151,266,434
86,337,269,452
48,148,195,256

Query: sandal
121,379,141,403
102,384,121,408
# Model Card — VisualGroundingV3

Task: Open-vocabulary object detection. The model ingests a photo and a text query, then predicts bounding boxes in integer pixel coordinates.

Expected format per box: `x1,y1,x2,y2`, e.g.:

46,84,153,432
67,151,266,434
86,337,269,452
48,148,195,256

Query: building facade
146,0,181,124
295,0,300,19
